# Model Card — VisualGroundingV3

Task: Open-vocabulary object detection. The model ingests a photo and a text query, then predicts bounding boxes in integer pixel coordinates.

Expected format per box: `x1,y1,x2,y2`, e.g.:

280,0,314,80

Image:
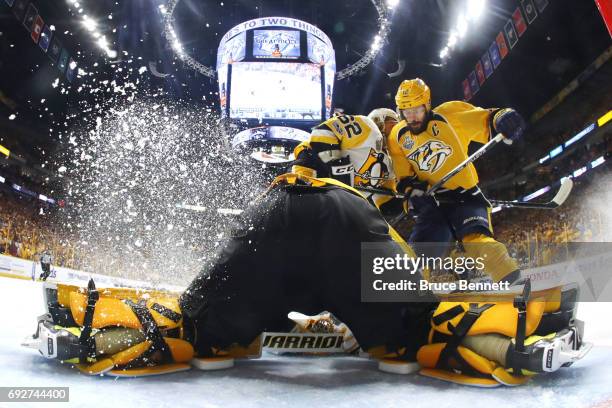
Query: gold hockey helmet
395,78,431,111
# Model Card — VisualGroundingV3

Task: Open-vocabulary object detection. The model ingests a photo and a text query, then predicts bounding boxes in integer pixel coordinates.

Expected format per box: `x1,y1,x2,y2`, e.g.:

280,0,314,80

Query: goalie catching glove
288,311,359,353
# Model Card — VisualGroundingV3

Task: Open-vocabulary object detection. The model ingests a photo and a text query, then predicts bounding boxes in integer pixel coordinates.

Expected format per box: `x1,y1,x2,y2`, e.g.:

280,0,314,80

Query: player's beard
405,111,431,134
407,120,427,134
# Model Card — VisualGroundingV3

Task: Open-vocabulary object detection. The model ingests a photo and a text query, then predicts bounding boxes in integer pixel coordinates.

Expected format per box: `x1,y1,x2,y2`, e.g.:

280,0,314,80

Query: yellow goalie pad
429,301,545,340
429,287,563,341
416,287,567,387
417,343,532,387
49,281,194,377
55,283,183,331
76,338,194,377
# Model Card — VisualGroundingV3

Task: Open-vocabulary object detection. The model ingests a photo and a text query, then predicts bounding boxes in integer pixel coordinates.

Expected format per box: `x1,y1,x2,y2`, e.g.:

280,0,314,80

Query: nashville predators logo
408,141,452,173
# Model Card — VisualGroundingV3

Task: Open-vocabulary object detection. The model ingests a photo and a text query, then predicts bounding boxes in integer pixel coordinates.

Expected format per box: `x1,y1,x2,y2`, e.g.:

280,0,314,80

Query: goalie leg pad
417,284,587,387
429,301,546,339
67,289,183,331
33,279,194,376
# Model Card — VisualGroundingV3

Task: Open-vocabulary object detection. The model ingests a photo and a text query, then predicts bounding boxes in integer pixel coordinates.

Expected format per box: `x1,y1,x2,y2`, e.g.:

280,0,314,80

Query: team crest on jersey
408,141,452,173
355,148,390,187
403,137,415,150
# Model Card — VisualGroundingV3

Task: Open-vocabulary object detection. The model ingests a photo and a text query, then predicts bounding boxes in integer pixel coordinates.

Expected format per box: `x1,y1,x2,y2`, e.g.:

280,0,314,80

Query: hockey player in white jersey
291,109,401,214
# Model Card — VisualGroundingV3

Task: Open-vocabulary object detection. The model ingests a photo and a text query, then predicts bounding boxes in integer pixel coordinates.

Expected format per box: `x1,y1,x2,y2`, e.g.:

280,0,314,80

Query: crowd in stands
0,190,77,268
487,130,611,201
493,165,611,268
1,159,610,276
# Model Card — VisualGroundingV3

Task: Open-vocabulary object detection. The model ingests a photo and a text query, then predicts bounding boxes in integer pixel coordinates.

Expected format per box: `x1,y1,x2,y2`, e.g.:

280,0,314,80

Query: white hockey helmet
367,108,400,134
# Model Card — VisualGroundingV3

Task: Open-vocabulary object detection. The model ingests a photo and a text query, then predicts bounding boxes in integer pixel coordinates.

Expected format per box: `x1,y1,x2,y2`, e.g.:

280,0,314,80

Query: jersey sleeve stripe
432,113,447,123
310,134,340,145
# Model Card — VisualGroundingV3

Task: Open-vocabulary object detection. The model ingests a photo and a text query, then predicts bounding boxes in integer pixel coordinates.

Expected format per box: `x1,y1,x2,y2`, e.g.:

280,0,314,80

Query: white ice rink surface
1,276,611,408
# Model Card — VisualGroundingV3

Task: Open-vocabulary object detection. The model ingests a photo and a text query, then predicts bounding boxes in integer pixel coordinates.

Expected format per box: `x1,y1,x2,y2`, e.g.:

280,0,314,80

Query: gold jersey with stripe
388,101,496,192
292,114,396,208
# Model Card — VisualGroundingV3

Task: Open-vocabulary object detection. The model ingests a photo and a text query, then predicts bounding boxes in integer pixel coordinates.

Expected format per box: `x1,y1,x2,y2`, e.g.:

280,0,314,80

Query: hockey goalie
24,169,591,387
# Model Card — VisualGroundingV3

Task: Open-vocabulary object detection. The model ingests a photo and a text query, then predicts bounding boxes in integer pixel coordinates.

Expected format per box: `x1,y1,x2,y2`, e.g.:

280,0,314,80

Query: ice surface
2,276,611,408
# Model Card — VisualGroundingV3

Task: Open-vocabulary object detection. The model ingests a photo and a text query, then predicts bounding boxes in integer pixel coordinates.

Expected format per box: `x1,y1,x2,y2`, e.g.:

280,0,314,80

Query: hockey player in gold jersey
388,78,527,284
291,110,401,215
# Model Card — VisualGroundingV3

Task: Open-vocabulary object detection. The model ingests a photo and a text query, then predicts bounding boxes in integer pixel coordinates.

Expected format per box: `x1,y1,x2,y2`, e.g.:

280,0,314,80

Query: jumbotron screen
253,30,300,59
229,62,322,121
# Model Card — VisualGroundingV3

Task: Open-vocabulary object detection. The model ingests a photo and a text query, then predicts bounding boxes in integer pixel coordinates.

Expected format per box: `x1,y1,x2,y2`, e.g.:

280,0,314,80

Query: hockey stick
355,167,573,211
489,177,573,210
427,133,505,195
356,179,573,210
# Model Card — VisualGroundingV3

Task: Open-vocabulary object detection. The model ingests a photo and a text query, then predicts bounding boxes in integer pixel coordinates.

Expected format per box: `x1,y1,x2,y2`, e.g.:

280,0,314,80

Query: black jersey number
337,115,363,138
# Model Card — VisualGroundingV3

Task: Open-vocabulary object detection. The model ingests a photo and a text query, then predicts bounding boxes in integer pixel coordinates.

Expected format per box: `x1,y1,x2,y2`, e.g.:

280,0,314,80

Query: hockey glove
397,176,429,213
493,108,526,143
327,156,355,187
288,311,359,353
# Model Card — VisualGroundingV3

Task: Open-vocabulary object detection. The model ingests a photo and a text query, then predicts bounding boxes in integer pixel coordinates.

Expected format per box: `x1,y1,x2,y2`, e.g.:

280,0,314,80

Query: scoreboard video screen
253,30,300,59
229,62,322,121
217,17,336,124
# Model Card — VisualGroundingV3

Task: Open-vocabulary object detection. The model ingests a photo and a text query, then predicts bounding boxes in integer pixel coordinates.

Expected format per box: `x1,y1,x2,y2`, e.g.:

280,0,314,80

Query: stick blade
552,178,574,206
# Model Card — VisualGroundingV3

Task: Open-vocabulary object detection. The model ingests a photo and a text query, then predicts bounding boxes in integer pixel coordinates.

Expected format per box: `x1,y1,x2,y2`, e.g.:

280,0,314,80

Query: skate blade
561,342,593,364
21,336,41,350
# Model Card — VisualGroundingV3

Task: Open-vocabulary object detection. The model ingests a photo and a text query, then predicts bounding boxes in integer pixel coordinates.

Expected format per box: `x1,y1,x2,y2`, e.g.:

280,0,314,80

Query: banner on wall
512,7,528,37
22,2,37,31
521,0,538,24
38,24,52,51
462,78,472,101
504,19,518,48
47,36,61,63
475,61,485,85
489,41,501,68
30,15,43,43
468,70,479,95
496,32,509,59
533,0,548,13
481,51,493,78
11,0,28,22
594,0,612,38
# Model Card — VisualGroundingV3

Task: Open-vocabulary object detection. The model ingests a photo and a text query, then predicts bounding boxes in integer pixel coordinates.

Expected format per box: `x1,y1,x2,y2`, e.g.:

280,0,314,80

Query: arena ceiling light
467,0,486,21
162,0,396,80
440,0,487,63
66,0,117,59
